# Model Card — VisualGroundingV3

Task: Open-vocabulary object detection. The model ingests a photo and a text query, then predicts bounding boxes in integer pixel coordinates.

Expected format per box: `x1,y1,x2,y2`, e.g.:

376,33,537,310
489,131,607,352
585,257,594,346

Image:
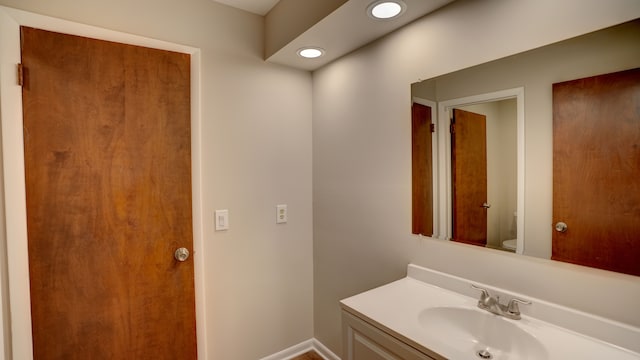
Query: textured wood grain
412,102,434,236
552,68,640,276
451,109,488,245
21,26,196,359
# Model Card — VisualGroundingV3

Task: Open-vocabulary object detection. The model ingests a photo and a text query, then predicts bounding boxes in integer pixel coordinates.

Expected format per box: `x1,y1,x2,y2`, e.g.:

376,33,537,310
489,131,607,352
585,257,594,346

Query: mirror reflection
451,100,517,250
410,19,640,276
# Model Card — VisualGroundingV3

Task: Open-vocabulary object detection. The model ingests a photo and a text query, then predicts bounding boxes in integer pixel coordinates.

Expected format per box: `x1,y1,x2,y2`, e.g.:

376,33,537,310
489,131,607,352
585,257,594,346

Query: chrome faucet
471,284,531,320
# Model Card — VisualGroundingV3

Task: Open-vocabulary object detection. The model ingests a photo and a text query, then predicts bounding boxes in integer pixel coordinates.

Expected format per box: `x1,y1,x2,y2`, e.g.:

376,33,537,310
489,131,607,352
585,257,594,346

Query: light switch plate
215,210,229,231
276,204,287,224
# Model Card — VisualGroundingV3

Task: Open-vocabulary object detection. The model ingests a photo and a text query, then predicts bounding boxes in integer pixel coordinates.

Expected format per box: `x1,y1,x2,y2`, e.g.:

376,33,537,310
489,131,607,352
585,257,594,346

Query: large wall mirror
411,19,640,276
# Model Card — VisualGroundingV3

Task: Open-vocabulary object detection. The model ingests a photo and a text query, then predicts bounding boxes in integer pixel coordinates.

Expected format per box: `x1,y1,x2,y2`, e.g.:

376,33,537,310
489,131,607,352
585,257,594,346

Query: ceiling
213,0,280,15
213,0,456,70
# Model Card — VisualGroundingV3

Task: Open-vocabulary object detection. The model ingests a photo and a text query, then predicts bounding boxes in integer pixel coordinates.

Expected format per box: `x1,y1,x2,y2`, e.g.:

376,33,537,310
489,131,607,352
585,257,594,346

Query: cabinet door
342,311,439,360
347,326,402,360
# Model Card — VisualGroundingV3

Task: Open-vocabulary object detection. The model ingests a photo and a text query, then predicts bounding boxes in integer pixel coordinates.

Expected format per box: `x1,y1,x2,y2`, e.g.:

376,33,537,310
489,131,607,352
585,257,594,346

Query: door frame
437,88,525,254
0,6,206,360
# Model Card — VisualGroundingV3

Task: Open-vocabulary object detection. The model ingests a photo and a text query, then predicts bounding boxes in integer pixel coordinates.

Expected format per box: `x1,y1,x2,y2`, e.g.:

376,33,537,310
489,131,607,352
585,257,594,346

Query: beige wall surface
0,1,313,359
313,0,640,356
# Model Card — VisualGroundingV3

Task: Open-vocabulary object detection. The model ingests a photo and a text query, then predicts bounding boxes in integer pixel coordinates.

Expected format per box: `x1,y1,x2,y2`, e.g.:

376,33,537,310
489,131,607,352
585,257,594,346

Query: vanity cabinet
342,310,443,360
341,265,640,360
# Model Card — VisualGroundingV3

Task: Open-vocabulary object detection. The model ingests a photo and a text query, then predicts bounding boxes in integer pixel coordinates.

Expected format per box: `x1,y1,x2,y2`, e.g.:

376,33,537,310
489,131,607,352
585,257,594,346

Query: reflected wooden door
451,109,488,245
412,102,433,236
552,68,640,276
21,27,197,359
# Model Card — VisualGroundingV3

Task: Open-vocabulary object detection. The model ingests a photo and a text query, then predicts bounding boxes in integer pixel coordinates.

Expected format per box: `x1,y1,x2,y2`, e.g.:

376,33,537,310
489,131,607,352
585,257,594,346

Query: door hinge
17,63,24,86
450,123,455,133
430,123,435,133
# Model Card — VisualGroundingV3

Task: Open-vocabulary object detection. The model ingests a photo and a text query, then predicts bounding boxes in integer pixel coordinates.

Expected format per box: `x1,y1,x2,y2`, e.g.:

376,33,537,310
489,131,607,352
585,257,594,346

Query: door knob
174,247,190,262
482,203,491,209
555,222,568,233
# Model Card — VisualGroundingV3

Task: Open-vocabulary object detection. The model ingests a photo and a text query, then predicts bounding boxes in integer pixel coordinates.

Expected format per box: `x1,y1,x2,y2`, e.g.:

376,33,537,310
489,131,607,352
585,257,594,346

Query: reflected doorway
452,101,517,251
437,88,524,254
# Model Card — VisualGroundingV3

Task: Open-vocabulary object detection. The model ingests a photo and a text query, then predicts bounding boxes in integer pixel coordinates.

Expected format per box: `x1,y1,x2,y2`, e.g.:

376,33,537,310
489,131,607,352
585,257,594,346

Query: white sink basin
340,264,640,360
418,307,548,360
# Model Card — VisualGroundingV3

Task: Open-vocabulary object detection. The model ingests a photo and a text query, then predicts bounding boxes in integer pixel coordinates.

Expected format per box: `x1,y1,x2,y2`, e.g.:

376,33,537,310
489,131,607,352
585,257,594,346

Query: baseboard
259,338,341,360
311,338,341,360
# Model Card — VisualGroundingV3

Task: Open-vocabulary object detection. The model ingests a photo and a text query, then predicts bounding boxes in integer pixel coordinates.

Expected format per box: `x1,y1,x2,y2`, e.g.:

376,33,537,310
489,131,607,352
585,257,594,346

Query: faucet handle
471,284,491,304
507,298,532,316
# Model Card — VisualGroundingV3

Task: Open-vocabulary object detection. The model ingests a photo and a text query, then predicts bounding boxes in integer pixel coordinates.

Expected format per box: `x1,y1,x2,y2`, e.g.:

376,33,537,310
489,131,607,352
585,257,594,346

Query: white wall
0,1,313,359
313,0,640,356
496,100,518,242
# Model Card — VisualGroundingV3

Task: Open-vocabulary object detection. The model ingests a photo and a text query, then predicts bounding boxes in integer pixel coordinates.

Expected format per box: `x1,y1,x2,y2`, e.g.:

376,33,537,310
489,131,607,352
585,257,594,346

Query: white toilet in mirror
502,212,517,251
502,239,517,251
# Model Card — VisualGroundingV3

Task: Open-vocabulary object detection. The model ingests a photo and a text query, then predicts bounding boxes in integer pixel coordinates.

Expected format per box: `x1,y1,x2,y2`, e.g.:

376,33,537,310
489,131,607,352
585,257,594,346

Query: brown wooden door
412,102,433,236
21,27,197,359
552,68,640,276
451,109,488,246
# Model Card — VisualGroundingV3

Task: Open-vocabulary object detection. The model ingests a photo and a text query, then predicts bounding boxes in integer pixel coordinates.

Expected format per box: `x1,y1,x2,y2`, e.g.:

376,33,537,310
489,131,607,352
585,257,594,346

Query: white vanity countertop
340,264,640,360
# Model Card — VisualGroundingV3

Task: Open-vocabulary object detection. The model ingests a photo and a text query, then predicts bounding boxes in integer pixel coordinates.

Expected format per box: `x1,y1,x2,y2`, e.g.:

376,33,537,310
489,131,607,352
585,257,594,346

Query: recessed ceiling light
297,47,325,59
367,1,406,20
